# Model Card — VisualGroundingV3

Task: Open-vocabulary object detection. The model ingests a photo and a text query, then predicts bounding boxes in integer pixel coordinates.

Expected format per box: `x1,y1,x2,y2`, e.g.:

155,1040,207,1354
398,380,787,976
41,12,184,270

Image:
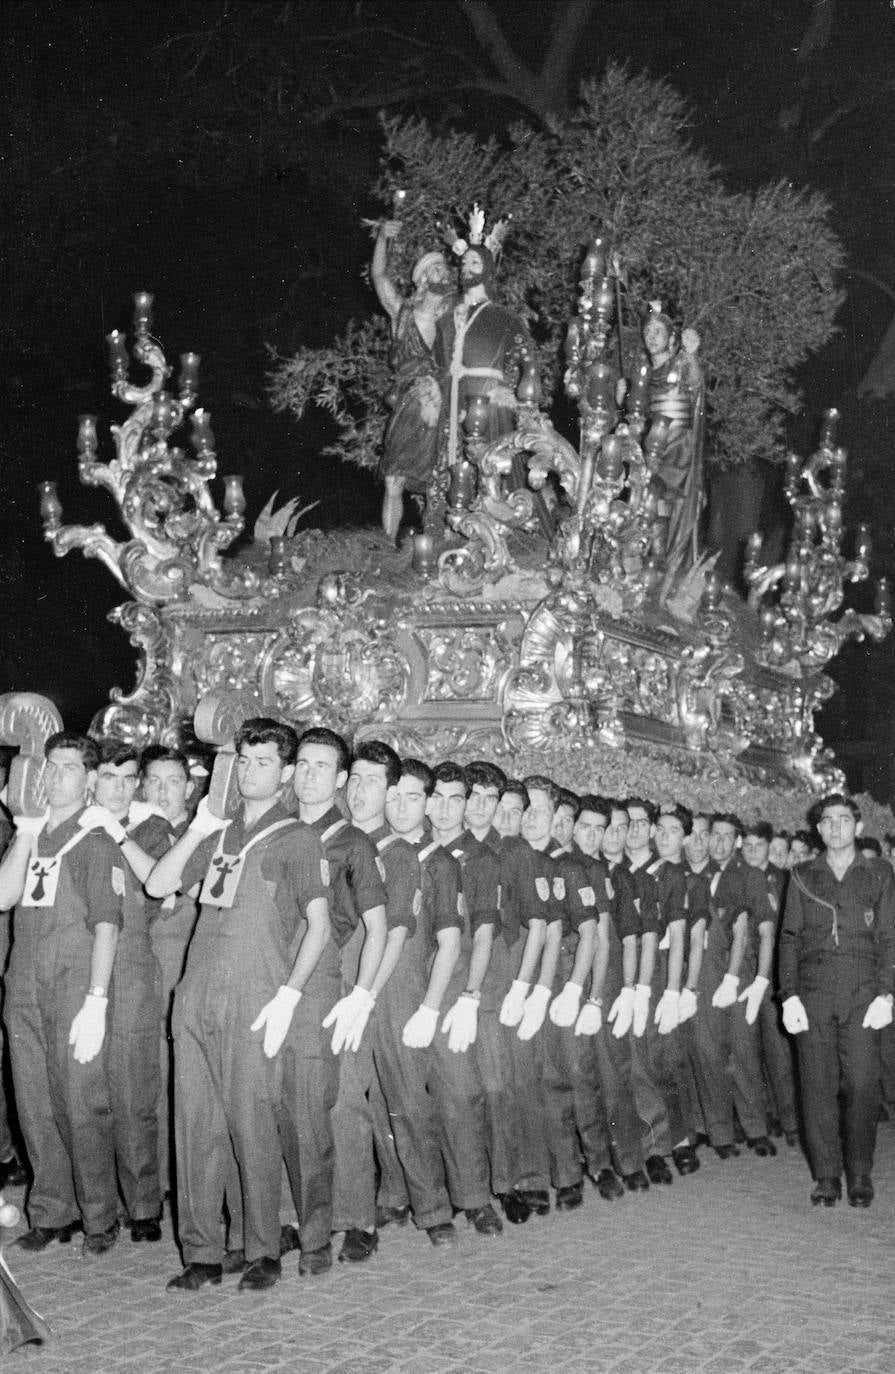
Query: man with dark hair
289,726,387,1268
780,793,895,1207
0,731,123,1256
75,738,165,1241
148,717,333,1291
741,819,798,1148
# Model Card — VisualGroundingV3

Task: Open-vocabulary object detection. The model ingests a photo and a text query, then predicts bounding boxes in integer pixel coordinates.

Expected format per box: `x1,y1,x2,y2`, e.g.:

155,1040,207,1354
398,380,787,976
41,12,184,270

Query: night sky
2,0,894,788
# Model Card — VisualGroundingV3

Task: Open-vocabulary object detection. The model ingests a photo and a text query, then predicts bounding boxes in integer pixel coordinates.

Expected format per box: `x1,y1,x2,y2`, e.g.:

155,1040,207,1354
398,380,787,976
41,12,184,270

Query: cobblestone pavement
4,1124,895,1373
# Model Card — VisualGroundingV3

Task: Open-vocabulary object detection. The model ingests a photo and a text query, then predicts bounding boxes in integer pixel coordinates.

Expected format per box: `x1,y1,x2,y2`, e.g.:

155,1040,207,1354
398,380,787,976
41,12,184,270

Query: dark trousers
542,1017,612,1184
108,939,162,1221
728,1002,768,1139
758,996,798,1135
798,986,882,1179
428,1017,491,1211
686,999,734,1147
331,1037,377,1232
278,987,340,1254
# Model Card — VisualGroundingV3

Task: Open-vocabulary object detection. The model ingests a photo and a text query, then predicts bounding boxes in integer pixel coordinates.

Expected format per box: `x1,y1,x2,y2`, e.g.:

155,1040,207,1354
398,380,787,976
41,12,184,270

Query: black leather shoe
672,1146,700,1176
499,1191,531,1224
714,1143,740,1160
518,1189,550,1215
747,1136,777,1158
82,1222,119,1257
465,1203,503,1235
811,1176,841,1207
594,1169,624,1200
238,1256,281,1291
846,1174,874,1208
767,1117,783,1138
167,1262,223,1291
375,1204,411,1229
426,1222,458,1247
299,1243,332,1276
131,1218,162,1242
221,1249,246,1274
623,1170,650,1192
0,1157,28,1189
645,1155,673,1186
279,1224,300,1256
15,1221,82,1251
339,1228,379,1262
784,1130,799,1148
555,1182,584,1210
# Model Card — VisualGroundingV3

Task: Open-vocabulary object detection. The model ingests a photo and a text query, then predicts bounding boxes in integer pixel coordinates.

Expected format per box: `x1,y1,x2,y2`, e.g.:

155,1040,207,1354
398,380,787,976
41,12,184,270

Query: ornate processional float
30,230,893,826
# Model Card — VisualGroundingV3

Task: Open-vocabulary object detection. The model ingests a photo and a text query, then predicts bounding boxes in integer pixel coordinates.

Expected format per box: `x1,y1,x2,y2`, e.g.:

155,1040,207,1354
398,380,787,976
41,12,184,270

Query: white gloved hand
549,981,584,1028
678,988,699,1024
322,985,376,1054
499,979,530,1027
78,804,127,845
402,1004,439,1049
69,994,108,1064
632,983,652,1037
862,995,894,1031
654,989,680,1035
14,812,49,838
251,985,302,1058
781,995,809,1035
517,984,552,1041
738,975,770,1026
574,1000,602,1036
127,799,166,828
188,797,232,838
608,986,635,1038
441,994,478,1053
711,973,740,1009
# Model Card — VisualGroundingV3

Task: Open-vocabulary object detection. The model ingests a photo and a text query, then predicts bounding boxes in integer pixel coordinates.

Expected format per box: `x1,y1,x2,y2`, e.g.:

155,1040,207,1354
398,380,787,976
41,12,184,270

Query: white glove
608,986,635,1038
738,975,769,1026
127,799,166,828
14,812,48,838
711,973,740,1009
781,995,809,1035
678,988,699,1024
188,797,232,838
251,985,302,1058
322,985,376,1054
654,989,680,1035
499,979,530,1027
549,981,584,1028
862,995,894,1031
632,983,651,1037
574,1000,602,1036
78,804,127,844
402,1004,439,1049
441,994,478,1053
69,994,108,1064
517,984,552,1041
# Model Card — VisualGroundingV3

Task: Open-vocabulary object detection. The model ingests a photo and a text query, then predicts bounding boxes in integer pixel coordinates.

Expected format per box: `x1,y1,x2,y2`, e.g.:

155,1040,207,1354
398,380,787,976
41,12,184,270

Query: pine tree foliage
269,65,843,471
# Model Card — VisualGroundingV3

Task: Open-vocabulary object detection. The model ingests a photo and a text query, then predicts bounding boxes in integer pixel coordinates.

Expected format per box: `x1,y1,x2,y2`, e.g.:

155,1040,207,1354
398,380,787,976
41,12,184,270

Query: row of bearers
0,723,892,1294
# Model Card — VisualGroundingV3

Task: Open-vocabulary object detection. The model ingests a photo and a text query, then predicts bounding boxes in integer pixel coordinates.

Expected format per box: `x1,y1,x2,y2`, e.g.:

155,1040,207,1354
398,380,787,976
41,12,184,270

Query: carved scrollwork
90,602,181,747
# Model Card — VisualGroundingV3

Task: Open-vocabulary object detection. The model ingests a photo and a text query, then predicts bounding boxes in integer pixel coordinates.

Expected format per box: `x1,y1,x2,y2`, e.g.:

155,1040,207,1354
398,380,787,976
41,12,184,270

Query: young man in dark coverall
428,761,503,1236
291,727,387,1268
0,732,123,1257
77,739,164,1241
147,718,333,1292
779,793,895,1208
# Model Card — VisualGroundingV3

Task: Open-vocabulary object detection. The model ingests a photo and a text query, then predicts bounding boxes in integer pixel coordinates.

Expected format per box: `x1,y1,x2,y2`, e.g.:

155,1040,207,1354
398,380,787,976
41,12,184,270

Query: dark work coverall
595,859,645,1176
175,804,332,1265
370,830,453,1230
6,811,123,1234
372,838,469,1212
542,846,610,1185
754,863,798,1136
725,856,772,1140
109,811,164,1222
139,815,197,1196
779,853,895,1180
304,808,387,1238
493,833,553,1192
630,857,691,1156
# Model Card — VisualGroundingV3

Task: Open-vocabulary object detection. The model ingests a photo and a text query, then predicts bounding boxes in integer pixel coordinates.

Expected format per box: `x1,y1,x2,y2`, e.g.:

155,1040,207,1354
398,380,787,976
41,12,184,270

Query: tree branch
541,0,597,97
458,0,545,115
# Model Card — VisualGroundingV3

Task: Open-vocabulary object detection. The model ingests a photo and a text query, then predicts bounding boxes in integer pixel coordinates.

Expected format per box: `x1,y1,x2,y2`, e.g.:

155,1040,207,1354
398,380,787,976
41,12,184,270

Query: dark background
2,1,894,794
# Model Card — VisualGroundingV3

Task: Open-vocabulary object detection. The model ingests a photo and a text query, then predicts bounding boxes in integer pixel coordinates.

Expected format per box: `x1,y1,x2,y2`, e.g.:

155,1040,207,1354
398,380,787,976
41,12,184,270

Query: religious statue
642,300,706,594
434,207,535,476
371,220,455,541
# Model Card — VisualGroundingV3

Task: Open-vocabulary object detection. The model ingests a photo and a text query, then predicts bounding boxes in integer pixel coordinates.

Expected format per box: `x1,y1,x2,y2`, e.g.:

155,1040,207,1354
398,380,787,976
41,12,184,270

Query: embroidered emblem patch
535,876,550,902
412,888,422,917
579,886,596,907
553,877,566,900
111,866,126,897
865,908,875,928
320,858,330,885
